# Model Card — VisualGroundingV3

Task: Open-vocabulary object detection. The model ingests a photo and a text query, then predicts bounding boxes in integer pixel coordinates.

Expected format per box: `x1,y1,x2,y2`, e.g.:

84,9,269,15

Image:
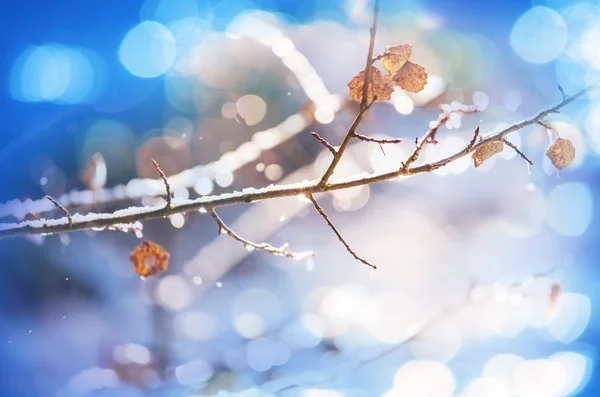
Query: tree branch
353,132,403,145
151,158,172,209
309,194,376,269
402,105,478,171
502,138,533,166
208,209,314,260
0,85,595,240
318,0,380,187
310,132,337,155
45,196,72,228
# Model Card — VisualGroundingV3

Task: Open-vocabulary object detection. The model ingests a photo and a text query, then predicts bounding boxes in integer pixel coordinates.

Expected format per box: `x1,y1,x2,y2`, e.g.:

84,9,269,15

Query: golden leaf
381,44,412,74
393,61,428,93
129,241,170,277
347,67,393,102
546,138,575,170
472,141,504,167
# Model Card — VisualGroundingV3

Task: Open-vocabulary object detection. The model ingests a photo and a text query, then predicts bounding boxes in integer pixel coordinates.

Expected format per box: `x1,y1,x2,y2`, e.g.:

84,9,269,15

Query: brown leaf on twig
472,141,504,168
381,44,412,74
546,138,575,170
393,61,428,93
348,67,393,102
129,241,170,277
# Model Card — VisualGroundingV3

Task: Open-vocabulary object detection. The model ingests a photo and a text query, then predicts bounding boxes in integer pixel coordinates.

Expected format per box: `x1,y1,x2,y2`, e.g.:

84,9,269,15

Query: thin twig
558,84,566,101
318,0,380,187
45,196,72,228
151,158,171,209
536,120,560,139
502,138,533,166
402,107,479,172
208,209,313,260
308,194,376,269
0,85,596,240
310,132,337,155
466,126,480,151
353,133,403,145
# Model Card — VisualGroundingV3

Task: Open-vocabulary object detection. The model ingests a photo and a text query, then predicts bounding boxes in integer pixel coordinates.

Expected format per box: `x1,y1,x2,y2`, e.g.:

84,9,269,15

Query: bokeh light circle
10,44,100,103
510,7,567,63
119,21,176,78
545,182,593,237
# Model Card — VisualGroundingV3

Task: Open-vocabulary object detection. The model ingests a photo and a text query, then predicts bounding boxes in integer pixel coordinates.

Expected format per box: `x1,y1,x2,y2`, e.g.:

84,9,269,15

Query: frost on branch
129,241,170,277
546,138,575,170
347,67,393,102
472,140,504,167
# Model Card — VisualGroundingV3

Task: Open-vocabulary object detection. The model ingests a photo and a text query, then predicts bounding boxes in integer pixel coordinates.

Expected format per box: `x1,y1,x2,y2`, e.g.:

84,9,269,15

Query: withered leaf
546,138,575,170
393,61,428,93
129,241,170,277
381,44,412,74
472,141,504,168
347,67,393,102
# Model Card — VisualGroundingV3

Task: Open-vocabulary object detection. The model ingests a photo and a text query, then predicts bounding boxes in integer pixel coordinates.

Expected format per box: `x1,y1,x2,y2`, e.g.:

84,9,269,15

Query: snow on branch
0,86,595,241
0,0,596,273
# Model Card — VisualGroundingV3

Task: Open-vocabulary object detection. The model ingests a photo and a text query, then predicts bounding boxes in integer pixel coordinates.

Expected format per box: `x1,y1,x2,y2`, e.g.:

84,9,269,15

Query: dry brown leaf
546,138,575,170
347,67,393,102
472,141,504,167
393,61,428,93
129,241,170,277
381,44,412,74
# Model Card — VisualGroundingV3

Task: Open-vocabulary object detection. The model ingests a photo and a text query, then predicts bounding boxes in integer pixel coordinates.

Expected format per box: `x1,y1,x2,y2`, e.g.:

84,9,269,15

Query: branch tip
310,132,336,155
502,138,533,166
558,84,566,101
309,194,376,269
208,209,313,260
45,196,72,228
151,158,172,209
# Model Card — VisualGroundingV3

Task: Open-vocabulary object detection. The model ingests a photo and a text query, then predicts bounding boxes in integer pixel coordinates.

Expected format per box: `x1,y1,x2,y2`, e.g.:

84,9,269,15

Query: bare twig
536,120,560,139
502,138,533,166
558,84,566,101
151,158,171,209
208,209,313,260
310,132,337,155
318,0,380,187
466,126,480,151
353,133,403,145
0,87,596,241
401,106,479,172
308,194,376,269
45,196,72,228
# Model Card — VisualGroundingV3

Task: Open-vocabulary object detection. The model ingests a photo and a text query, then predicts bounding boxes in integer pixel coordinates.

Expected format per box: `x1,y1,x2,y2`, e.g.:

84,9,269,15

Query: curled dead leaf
472,141,504,168
129,241,170,277
546,138,575,170
347,67,393,102
393,61,428,93
381,44,412,74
